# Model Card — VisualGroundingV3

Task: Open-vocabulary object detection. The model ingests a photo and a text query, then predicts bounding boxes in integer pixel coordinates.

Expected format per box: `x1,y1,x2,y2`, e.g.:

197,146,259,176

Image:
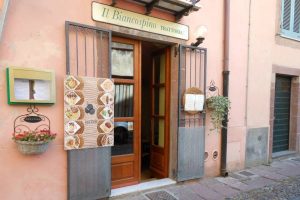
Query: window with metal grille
281,0,300,40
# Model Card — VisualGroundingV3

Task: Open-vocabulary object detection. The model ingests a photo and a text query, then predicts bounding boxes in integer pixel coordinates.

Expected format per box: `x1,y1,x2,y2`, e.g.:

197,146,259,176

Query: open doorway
111,37,170,188
141,41,170,181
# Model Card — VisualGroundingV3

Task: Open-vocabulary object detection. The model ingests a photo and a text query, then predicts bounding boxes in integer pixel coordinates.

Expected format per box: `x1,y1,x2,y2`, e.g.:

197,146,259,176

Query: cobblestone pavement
231,177,300,200
111,155,300,200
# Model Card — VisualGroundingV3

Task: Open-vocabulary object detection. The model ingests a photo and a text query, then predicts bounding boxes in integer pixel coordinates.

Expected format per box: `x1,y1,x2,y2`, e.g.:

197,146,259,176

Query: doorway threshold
110,178,176,197
272,150,297,159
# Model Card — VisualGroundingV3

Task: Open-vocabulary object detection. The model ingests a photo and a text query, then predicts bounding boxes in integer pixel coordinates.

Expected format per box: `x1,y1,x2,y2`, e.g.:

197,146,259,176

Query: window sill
279,34,300,42
275,33,300,50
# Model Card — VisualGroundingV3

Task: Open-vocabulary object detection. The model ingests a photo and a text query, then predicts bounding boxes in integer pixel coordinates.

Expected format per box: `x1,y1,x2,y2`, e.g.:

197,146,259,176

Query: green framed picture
6,67,56,104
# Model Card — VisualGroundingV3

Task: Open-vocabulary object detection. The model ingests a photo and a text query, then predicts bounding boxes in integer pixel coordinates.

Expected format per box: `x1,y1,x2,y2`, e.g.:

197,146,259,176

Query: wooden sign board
64,75,114,150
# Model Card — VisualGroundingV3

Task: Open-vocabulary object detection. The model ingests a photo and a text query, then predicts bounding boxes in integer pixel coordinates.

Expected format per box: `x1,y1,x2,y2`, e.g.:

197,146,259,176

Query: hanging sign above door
64,75,114,150
92,2,189,40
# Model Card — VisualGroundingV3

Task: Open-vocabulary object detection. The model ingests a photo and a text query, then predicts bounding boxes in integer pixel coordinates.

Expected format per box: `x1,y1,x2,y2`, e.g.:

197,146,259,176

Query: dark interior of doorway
141,41,168,181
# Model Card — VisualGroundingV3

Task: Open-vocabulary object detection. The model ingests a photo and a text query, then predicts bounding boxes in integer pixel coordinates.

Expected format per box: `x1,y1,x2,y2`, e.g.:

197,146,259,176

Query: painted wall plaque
64,75,114,150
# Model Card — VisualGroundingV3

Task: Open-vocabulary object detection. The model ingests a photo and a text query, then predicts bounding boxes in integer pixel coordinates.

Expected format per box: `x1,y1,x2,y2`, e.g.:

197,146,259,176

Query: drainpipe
221,0,230,177
0,0,10,41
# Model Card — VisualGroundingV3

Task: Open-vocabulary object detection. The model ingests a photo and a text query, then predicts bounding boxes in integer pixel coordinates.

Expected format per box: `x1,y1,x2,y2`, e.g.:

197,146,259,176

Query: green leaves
206,96,231,131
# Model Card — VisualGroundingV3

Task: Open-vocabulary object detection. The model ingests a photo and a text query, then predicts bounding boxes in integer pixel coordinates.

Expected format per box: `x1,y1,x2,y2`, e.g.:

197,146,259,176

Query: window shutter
281,0,300,39
293,0,300,34
282,0,292,31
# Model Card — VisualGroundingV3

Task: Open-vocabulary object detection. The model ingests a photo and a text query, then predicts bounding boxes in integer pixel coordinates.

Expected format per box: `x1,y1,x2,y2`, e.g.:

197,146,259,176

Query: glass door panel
114,84,134,117
153,118,165,147
154,55,165,84
150,48,170,179
111,37,140,188
112,121,134,156
154,87,165,115
111,42,134,79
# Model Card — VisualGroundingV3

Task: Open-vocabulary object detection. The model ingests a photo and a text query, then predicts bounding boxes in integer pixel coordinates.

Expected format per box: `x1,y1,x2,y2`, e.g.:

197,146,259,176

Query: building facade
0,0,299,199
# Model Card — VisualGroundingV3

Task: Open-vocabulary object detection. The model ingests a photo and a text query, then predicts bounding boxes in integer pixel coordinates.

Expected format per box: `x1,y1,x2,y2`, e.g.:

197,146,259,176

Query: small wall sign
24,116,43,123
6,67,56,104
64,75,114,150
92,2,189,40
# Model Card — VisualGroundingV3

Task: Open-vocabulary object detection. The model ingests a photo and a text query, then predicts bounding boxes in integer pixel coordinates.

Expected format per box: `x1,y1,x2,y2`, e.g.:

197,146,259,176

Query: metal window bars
178,44,207,128
65,21,112,78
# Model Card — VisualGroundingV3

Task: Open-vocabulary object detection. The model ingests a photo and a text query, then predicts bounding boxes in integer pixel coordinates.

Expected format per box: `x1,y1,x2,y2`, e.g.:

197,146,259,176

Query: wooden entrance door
273,75,291,153
150,48,170,178
111,37,141,188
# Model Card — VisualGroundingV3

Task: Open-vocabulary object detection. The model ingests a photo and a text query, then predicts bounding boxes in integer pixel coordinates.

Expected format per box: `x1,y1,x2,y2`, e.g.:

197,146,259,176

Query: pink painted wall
183,0,249,173
245,0,300,160
245,0,300,128
246,0,274,128
225,0,249,171
182,0,224,176
0,0,249,199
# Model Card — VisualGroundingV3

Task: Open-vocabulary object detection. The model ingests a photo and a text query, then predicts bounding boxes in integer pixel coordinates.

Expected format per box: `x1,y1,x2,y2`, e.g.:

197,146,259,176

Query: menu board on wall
64,75,114,150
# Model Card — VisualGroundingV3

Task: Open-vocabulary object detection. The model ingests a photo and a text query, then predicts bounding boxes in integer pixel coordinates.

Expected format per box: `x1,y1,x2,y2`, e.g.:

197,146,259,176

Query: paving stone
242,177,276,190
271,161,295,169
127,196,148,200
289,197,300,200
204,180,241,198
229,173,249,181
199,178,220,185
228,182,252,191
238,171,255,177
249,167,288,180
276,166,300,177
189,182,226,200
216,177,241,185
166,185,204,200
111,156,300,200
231,176,300,200
287,159,300,166
216,177,254,191
291,157,300,162
111,192,148,200
255,164,279,173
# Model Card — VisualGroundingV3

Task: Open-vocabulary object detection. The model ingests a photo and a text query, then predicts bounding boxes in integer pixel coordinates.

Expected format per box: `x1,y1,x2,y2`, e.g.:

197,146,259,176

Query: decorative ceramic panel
64,75,114,150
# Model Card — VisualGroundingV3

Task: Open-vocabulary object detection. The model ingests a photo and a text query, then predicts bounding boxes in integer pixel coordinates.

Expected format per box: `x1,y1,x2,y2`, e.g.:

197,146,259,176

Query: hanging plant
206,96,231,131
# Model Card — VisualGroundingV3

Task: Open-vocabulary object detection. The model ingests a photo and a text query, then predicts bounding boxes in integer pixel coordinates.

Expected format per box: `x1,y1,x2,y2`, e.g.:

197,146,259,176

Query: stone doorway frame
270,65,300,161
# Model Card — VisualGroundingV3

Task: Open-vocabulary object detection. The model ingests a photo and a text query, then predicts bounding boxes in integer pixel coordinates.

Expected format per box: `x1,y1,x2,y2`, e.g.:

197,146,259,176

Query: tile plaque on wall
64,75,114,150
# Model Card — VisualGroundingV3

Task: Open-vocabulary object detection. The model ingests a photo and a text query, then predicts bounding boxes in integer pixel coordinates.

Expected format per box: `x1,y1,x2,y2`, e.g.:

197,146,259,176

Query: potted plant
12,129,56,155
206,96,231,131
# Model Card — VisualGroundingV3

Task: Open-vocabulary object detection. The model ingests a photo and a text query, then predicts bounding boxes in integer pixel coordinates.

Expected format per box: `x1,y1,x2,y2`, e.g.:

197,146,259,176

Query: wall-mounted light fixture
191,25,208,47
